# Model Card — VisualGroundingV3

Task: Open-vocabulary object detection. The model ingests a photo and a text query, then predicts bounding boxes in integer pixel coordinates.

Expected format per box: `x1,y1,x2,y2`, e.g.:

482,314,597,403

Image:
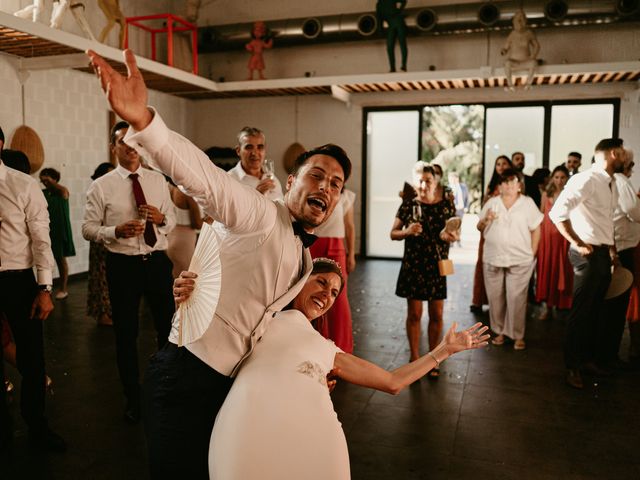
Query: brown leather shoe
566,369,583,389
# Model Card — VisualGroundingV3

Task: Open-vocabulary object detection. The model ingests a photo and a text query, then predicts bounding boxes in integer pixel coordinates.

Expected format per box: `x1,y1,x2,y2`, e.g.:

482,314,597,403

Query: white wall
0,55,192,278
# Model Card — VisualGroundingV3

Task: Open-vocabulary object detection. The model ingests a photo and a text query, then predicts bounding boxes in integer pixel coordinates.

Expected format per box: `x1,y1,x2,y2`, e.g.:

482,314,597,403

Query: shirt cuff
124,107,168,159
37,269,53,286
103,226,117,242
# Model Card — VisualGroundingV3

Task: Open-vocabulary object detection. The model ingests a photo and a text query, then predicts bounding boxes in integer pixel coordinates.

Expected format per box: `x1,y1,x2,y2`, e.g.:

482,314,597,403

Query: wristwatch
39,284,53,293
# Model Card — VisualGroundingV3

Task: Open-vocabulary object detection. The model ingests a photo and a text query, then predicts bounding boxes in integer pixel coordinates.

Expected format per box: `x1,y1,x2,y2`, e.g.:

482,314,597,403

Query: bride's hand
442,322,490,355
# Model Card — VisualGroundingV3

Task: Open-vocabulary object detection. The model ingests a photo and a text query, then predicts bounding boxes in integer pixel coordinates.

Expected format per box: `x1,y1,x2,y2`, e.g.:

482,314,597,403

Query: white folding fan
178,222,222,346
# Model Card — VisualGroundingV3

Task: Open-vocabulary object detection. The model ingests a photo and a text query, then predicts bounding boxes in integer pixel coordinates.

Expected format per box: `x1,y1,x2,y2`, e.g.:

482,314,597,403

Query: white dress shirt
480,195,543,267
0,161,54,285
313,189,355,238
82,165,176,255
123,110,310,376
613,172,640,252
228,161,284,201
549,162,618,247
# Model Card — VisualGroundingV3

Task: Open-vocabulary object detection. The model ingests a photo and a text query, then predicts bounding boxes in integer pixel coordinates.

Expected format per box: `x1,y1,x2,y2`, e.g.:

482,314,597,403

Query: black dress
395,198,455,301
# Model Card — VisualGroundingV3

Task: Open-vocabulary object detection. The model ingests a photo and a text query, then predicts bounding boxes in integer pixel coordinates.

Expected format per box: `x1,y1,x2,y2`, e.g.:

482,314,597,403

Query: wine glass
263,159,275,180
412,204,422,223
138,206,148,226
490,203,500,221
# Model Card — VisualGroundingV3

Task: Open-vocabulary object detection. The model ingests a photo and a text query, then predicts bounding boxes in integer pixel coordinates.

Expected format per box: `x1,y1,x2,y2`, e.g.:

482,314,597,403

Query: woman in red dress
535,165,572,318
470,156,512,313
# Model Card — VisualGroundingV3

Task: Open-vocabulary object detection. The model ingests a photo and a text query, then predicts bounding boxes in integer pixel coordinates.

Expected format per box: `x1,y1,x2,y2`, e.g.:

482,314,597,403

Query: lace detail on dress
296,361,327,386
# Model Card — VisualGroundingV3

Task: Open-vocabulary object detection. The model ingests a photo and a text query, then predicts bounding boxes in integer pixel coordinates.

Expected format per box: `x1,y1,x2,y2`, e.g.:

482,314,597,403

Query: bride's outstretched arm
333,322,489,395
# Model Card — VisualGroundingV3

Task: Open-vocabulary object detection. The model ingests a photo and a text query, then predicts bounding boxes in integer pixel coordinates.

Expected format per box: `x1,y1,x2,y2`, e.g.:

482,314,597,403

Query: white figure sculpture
14,0,95,40
501,10,540,90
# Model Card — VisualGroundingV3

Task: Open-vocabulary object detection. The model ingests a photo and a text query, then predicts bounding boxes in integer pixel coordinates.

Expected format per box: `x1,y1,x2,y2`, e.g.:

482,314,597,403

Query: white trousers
483,262,534,340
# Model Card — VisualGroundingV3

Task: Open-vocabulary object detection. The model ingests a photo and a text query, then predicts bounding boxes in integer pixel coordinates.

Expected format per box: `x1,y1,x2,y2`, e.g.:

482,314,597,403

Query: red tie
129,173,157,247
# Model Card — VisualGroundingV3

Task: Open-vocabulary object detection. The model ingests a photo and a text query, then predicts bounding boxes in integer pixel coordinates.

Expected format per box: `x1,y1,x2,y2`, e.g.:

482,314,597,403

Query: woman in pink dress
535,165,572,318
309,189,356,353
470,155,512,313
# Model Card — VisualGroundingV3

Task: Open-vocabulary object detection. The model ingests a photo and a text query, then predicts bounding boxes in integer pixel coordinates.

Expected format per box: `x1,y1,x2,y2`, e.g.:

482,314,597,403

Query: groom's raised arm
86,49,274,233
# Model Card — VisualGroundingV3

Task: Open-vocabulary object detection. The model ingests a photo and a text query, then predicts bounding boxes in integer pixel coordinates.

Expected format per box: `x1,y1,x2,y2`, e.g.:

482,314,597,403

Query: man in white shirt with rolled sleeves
228,126,283,201
0,126,66,453
550,138,626,389
82,121,176,424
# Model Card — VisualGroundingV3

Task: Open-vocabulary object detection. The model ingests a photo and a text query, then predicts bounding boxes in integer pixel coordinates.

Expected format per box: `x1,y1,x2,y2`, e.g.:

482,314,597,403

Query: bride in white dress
206,258,489,480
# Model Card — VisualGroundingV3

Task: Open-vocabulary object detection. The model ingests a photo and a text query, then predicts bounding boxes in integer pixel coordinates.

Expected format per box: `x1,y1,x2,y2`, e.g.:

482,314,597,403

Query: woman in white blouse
477,168,544,350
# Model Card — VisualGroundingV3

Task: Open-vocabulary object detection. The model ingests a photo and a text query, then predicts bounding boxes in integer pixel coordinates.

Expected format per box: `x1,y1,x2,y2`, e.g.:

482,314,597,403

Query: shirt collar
115,164,144,179
591,161,611,179
233,161,261,180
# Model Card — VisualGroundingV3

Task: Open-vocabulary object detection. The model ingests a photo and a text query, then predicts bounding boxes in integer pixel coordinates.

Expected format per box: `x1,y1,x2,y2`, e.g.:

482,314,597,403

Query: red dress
535,197,573,309
310,237,353,354
626,243,640,323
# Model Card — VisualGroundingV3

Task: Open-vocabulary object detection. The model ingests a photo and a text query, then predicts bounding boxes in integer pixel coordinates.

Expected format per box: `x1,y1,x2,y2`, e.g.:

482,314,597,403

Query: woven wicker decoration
282,142,306,175
10,125,45,173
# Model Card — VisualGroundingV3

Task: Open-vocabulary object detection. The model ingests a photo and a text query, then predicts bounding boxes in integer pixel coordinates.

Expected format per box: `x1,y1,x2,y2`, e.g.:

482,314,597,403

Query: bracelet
427,351,440,368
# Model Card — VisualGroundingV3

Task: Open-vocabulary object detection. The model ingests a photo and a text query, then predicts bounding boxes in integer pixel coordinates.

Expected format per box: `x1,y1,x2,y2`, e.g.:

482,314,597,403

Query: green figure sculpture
376,0,408,72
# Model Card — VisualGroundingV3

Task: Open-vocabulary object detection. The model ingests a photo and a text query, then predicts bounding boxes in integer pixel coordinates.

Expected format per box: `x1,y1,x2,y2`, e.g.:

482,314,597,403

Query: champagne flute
263,159,275,180
138,206,148,227
412,203,422,223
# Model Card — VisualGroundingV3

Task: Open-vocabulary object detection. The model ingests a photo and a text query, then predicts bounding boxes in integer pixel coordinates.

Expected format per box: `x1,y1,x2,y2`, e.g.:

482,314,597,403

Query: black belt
0,268,32,278
107,250,166,261
592,244,613,250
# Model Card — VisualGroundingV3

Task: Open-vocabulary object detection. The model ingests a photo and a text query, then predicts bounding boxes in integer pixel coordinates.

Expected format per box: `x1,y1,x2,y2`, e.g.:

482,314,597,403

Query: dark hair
40,167,61,182
498,168,523,185
546,164,570,196
292,144,351,182
487,155,512,195
311,257,345,295
91,162,115,180
0,149,30,174
0,126,4,146
511,151,524,160
431,163,443,176
236,126,264,146
595,138,623,153
532,167,550,186
110,121,130,146
568,151,582,160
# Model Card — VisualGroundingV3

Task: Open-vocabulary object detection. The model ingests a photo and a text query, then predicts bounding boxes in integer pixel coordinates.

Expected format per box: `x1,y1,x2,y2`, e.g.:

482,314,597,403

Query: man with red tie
82,121,176,423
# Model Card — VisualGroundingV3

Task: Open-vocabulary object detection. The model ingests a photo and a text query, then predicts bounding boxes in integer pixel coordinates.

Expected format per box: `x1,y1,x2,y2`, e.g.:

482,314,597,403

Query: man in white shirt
550,138,626,389
566,151,582,176
606,149,640,366
228,126,283,200
87,49,352,479
0,126,66,453
82,121,176,424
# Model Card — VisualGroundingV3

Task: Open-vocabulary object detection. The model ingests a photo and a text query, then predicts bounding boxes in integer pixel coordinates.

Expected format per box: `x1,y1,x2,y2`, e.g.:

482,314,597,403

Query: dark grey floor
3,259,640,479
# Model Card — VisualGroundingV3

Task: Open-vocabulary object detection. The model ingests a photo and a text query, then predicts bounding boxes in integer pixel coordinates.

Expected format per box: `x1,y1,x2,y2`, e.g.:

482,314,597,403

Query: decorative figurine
376,0,408,72
14,1,95,40
501,9,540,90
245,21,273,80
185,0,202,23
98,0,126,48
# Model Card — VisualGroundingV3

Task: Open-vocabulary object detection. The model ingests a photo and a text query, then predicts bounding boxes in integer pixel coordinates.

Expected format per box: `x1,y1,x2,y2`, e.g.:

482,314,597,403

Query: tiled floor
3,257,640,479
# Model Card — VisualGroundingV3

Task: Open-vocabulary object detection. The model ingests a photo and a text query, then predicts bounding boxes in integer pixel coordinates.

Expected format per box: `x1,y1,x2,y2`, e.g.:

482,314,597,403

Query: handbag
438,258,454,276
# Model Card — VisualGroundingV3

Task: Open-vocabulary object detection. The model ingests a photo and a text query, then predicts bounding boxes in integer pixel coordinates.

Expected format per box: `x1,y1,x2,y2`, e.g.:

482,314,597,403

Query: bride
174,258,489,479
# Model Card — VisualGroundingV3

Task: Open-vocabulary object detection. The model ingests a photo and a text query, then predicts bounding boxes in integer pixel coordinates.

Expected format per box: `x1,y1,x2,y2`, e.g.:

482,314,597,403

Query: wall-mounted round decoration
356,14,378,36
283,142,306,174
302,18,322,39
544,0,569,22
10,125,44,173
478,3,501,27
415,9,438,32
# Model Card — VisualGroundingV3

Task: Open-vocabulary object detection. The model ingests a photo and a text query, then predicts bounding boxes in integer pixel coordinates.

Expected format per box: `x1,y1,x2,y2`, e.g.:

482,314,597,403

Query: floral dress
395,198,455,301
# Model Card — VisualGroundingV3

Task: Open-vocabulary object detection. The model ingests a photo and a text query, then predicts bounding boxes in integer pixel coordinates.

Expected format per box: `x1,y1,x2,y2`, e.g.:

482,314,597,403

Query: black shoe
470,305,483,314
123,402,141,425
566,369,584,389
29,427,67,453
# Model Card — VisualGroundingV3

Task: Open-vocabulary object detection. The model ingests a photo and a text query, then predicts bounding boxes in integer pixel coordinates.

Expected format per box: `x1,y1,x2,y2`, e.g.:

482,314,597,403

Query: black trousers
105,251,174,404
565,247,612,369
143,343,233,480
0,269,47,437
599,247,634,364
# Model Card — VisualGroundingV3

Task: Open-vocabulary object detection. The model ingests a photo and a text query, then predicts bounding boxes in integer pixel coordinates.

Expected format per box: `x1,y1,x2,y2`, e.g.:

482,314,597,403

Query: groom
86,49,351,479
